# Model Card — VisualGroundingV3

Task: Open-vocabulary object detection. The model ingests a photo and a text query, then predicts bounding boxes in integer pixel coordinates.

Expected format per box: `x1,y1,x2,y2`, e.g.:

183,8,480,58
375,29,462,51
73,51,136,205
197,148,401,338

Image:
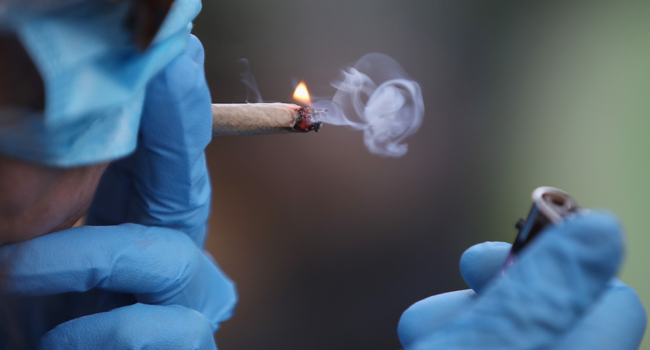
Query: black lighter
503,187,586,270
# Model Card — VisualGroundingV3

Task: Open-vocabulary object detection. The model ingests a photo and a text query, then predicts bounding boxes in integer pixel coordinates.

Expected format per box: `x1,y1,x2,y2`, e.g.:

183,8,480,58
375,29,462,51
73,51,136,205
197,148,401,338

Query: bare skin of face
0,155,108,246
0,34,110,246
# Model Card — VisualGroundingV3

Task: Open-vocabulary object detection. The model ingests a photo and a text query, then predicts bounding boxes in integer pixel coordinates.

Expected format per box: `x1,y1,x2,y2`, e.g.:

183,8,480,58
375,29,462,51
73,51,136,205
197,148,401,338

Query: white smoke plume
239,53,424,157
313,53,424,157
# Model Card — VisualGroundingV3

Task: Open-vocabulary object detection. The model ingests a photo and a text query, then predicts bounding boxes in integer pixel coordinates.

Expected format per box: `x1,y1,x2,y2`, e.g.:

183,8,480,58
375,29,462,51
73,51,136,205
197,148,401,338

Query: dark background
193,1,650,349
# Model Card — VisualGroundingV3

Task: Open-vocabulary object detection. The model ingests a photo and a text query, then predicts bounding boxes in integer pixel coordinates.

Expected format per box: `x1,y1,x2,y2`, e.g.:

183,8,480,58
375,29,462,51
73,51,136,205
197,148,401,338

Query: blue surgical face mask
0,0,201,167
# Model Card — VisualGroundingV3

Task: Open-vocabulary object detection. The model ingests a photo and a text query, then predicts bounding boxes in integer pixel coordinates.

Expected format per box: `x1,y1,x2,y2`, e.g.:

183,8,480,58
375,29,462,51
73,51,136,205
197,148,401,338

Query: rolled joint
211,103,326,136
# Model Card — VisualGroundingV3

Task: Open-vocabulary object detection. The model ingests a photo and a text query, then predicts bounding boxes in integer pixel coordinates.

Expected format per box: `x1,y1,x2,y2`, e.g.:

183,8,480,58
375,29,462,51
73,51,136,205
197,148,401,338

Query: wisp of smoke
239,58,263,103
313,53,424,157
239,53,424,157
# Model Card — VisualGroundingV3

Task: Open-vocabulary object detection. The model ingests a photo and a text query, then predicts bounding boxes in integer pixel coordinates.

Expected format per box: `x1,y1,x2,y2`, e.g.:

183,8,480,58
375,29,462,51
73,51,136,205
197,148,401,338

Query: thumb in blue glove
0,224,235,349
0,34,237,349
398,211,646,350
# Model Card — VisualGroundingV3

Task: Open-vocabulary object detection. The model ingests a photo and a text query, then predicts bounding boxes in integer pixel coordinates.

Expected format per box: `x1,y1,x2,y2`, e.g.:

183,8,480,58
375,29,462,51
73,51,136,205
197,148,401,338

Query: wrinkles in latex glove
398,212,646,350
0,224,235,349
0,35,237,349
86,34,214,247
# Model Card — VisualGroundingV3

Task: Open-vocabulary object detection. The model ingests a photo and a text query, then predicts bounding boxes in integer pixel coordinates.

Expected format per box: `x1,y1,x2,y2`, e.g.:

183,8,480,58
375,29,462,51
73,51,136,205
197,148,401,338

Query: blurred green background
193,1,650,349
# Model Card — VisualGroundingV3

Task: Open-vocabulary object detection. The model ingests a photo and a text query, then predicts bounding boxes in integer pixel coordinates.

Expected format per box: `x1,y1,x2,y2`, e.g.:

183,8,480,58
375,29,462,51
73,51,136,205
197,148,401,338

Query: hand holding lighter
503,187,587,270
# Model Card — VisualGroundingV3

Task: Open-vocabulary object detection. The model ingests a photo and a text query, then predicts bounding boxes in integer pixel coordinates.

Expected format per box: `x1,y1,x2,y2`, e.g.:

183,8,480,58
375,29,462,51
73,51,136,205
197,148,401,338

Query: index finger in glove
87,35,213,247
399,242,510,348
398,243,509,348
398,289,477,349
0,224,237,331
459,241,511,294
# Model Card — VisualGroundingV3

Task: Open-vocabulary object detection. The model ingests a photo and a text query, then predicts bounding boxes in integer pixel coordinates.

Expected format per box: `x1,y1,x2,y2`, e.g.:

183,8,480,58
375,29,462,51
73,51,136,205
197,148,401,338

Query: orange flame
293,82,311,105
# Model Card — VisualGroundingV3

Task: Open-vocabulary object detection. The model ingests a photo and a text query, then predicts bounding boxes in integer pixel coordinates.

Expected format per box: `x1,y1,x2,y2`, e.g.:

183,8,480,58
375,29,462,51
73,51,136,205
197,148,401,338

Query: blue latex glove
0,35,237,349
398,212,647,350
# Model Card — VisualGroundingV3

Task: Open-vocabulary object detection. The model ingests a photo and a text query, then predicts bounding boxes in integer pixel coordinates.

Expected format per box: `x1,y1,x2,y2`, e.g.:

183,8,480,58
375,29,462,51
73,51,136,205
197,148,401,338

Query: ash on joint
294,107,326,133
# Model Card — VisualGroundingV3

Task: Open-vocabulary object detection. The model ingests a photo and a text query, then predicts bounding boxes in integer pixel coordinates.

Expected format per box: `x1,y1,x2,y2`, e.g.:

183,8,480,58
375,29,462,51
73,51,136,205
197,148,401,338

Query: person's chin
47,200,91,235
0,203,90,247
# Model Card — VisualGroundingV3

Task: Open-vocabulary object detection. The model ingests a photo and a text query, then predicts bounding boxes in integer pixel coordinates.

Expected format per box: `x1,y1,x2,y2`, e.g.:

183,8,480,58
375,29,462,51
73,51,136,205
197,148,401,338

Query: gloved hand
0,35,237,349
398,212,647,350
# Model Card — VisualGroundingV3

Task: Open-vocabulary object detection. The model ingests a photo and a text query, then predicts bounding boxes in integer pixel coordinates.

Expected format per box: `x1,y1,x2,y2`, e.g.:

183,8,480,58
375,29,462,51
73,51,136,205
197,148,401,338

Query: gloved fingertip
398,290,476,349
609,277,627,288
532,210,625,277
459,241,511,294
141,47,212,150
608,279,647,326
571,210,622,242
617,285,647,327
155,53,204,99
620,288,647,337
208,273,239,332
186,34,205,66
